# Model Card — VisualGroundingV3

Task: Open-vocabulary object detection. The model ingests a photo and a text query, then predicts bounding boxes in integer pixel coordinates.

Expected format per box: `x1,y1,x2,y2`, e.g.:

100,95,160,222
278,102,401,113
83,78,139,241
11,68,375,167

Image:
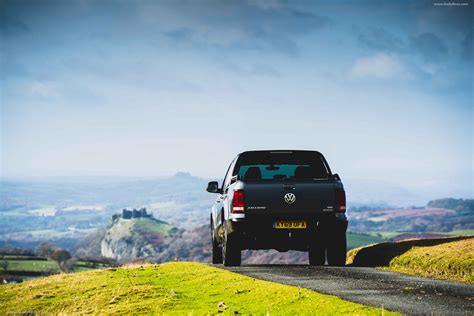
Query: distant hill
0,173,215,251
349,198,474,232
2,173,472,260
427,198,474,212
100,212,179,263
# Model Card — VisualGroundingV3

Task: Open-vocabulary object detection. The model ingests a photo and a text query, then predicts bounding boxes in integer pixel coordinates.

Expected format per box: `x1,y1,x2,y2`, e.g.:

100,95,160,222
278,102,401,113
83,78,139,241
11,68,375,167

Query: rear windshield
234,151,330,181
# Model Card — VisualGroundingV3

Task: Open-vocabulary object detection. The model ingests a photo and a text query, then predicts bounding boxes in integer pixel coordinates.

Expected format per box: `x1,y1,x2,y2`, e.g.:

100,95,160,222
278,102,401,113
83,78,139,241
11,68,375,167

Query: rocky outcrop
100,215,178,263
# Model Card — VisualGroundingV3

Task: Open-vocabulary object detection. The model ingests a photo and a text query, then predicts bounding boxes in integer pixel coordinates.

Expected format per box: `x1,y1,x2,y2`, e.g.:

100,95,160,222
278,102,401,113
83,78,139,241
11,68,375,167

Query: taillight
232,190,245,213
335,189,346,213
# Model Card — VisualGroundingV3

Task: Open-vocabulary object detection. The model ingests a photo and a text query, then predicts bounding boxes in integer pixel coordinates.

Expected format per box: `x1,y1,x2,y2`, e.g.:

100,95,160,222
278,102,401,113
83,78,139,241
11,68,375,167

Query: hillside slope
386,238,474,283
101,217,178,263
347,236,474,283
0,262,394,315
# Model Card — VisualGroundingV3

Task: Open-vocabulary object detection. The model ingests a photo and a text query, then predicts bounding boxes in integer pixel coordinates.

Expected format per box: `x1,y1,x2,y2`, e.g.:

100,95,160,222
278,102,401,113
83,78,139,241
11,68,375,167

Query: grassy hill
0,262,396,315
104,217,176,239
386,238,474,283
101,217,178,263
347,236,474,283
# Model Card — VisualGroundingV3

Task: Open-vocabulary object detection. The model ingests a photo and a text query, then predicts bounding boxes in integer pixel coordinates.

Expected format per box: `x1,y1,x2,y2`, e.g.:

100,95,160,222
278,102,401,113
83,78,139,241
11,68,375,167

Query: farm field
346,232,385,249
1,253,112,282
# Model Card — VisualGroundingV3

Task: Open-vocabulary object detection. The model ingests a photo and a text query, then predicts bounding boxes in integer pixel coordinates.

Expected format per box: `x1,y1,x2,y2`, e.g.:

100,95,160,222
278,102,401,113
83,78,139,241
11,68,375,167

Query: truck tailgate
244,180,335,214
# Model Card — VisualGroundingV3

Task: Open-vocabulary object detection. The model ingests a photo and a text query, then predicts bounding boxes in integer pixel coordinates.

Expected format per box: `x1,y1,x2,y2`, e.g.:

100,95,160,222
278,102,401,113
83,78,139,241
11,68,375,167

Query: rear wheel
309,230,326,265
326,233,347,266
222,225,241,266
308,243,325,265
211,220,223,264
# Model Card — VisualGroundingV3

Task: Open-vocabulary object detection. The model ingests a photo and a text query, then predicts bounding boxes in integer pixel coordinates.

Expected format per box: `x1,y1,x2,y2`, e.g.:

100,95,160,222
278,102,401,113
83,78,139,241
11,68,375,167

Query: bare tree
50,249,71,272
36,242,59,258
62,258,78,273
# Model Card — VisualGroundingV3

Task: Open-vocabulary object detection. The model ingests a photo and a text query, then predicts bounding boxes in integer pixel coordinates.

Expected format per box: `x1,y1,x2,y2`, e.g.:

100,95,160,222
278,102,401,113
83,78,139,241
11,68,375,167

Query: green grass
0,262,397,315
3,260,60,272
347,232,385,249
108,218,174,238
71,266,94,272
385,238,474,283
133,218,174,235
1,258,110,278
71,260,110,272
1,255,39,259
347,236,474,284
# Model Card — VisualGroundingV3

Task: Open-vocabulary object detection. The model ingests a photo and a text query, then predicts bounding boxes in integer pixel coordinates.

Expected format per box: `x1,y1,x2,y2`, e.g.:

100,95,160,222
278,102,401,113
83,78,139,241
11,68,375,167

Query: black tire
211,220,223,264
326,233,347,266
308,243,325,265
309,227,326,266
222,225,241,266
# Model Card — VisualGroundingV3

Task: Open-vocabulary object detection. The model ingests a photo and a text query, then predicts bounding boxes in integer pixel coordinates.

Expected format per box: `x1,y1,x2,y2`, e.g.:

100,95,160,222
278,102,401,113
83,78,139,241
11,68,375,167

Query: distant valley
1,173,472,265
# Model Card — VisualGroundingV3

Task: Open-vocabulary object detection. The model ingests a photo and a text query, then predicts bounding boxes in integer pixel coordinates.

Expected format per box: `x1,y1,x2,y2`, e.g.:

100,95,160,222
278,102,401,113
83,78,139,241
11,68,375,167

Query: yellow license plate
273,221,307,229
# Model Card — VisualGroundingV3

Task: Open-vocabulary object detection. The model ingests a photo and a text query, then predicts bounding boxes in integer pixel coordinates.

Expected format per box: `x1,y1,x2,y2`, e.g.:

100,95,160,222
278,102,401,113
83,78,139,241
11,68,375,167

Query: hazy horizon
1,0,473,199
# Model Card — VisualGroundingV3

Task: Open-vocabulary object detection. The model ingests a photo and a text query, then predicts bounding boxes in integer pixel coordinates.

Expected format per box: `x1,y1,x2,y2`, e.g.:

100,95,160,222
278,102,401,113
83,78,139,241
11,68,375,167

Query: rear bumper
225,213,348,251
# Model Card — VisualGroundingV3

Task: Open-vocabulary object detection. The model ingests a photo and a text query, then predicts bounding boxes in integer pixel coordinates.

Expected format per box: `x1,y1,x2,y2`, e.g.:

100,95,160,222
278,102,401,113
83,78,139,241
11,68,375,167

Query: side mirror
206,181,220,193
333,173,341,181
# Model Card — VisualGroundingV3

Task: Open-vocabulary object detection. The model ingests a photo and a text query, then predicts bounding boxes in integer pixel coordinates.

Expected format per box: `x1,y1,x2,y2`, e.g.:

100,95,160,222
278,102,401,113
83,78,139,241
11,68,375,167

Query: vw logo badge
284,193,296,204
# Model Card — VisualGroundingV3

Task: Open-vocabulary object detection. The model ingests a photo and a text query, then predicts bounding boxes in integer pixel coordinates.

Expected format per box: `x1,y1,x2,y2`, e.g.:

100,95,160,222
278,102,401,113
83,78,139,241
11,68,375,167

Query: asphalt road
224,265,474,315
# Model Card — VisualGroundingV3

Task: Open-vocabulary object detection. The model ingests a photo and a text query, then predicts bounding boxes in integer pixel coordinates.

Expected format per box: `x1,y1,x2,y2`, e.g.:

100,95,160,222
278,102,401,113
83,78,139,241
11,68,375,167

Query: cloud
358,27,405,52
29,81,59,99
246,0,283,11
357,28,450,64
209,55,280,78
0,15,29,35
411,0,473,35
164,28,193,41
349,53,408,80
461,31,473,61
1,62,29,79
410,32,448,62
250,64,280,77
137,1,331,55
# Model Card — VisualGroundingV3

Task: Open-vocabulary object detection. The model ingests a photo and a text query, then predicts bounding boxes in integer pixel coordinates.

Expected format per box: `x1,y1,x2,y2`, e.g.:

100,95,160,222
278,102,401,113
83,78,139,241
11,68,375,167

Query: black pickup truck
207,150,348,266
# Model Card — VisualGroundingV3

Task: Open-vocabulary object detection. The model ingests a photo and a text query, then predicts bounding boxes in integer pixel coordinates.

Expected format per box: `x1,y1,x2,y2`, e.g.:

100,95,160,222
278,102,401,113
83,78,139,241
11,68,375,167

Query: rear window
234,151,330,181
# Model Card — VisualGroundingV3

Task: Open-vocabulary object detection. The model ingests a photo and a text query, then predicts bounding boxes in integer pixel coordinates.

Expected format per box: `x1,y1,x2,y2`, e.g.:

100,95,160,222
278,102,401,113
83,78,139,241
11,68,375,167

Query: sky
1,0,473,198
